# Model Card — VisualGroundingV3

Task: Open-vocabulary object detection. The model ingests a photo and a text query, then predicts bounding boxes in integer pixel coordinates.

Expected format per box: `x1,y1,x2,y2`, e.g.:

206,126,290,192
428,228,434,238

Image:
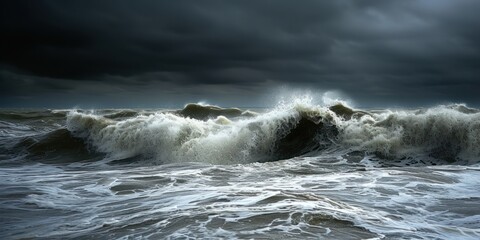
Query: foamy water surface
1,100,480,239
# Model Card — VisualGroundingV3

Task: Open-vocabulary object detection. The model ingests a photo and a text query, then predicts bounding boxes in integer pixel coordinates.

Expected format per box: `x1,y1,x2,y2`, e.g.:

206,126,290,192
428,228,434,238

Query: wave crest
66,102,339,164
339,104,480,163
61,101,480,165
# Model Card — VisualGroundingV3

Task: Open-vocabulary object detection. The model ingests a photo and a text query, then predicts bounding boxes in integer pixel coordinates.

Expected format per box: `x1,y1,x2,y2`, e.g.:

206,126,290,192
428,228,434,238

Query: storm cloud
1,0,479,107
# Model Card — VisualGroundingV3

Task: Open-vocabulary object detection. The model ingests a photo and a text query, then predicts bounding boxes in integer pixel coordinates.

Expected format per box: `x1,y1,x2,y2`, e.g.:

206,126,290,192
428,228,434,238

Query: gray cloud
1,0,479,108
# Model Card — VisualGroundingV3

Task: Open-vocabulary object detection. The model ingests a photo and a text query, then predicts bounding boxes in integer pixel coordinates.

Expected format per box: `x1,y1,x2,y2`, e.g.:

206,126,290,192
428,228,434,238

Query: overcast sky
1,0,479,108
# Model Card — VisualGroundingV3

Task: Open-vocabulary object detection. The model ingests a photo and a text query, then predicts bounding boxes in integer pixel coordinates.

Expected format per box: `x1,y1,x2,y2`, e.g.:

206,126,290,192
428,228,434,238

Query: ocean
1,99,480,239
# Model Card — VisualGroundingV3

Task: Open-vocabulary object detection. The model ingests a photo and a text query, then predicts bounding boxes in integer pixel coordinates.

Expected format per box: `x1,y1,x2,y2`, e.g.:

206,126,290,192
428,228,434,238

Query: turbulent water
1,99,480,239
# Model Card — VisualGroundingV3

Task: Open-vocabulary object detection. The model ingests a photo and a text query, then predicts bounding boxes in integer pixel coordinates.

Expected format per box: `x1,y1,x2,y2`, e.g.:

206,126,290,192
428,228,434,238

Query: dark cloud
1,0,479,108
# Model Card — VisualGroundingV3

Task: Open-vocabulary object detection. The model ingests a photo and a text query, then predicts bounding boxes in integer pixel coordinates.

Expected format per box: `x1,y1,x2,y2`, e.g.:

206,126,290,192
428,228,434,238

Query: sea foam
65,99,480,165
66,103,315,164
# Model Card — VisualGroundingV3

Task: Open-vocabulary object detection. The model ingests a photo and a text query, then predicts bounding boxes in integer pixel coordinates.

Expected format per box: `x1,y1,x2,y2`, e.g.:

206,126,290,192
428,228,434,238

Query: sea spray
2,100,480,239
63,99,480,165
0,96,468,166
338,104,480,163
66,107,299,164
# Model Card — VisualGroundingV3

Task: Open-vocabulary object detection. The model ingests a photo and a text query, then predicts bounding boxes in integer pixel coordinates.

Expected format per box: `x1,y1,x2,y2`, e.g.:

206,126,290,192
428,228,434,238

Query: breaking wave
65,101,337,164
340,104,480,164
59,99,480,165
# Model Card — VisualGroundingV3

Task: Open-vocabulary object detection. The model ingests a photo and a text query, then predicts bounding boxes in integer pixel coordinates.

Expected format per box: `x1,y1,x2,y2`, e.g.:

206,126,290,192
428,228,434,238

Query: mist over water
1,95,480,239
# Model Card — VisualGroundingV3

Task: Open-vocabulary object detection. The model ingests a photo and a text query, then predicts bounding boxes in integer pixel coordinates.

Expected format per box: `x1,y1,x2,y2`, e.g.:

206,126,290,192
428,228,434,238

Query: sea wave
340,104,480,164
65,101,337,164
4,99,478,166
61,100,480,165
0,110,67,121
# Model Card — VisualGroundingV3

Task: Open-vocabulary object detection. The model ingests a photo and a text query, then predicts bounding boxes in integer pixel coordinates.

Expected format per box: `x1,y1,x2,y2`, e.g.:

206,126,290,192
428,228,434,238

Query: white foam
339,105,480,162
3,154,480,239
66,99,480,164
66,102,316,164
